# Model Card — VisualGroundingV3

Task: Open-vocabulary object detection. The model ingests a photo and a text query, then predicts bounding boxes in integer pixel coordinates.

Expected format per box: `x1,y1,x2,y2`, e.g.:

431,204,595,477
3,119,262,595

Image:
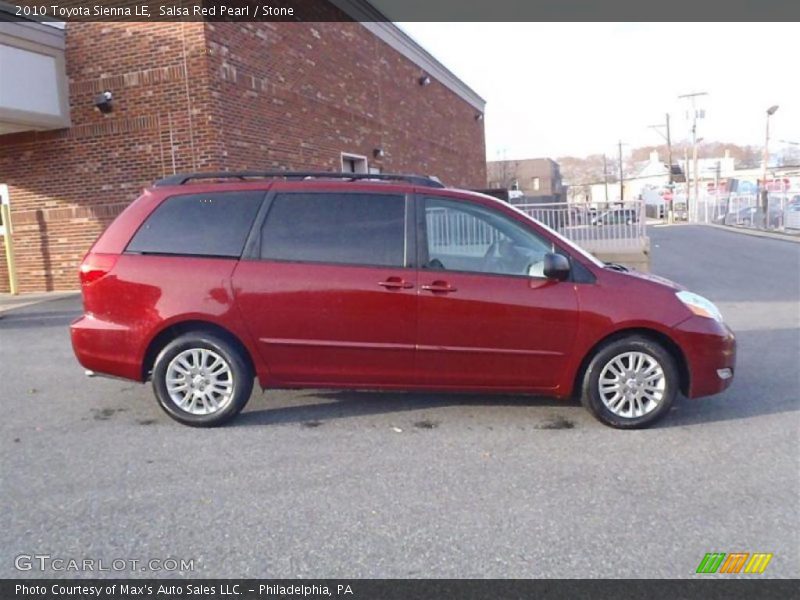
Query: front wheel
152,332,253,427
580,336,678,429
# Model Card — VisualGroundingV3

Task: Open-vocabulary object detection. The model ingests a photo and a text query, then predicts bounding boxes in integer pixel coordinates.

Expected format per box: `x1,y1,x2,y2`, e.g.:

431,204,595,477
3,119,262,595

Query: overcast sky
398,23,800,161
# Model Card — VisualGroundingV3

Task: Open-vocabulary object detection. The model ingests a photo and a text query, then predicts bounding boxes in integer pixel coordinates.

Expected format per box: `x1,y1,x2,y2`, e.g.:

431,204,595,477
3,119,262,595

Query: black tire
580,336,678,429
152,332,253,427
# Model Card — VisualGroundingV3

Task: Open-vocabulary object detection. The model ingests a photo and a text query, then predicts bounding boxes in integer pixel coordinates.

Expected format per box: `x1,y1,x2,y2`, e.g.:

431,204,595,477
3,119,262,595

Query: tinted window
261,193,406,267
424,197,551,277
127,192,263,257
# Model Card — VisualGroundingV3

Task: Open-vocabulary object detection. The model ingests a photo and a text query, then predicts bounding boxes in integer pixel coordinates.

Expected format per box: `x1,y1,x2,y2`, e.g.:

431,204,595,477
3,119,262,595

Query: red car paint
71,179,735,402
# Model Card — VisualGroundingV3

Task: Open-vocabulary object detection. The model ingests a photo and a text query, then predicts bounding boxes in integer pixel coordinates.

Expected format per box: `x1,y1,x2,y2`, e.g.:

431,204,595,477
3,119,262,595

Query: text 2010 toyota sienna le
70,172,735,428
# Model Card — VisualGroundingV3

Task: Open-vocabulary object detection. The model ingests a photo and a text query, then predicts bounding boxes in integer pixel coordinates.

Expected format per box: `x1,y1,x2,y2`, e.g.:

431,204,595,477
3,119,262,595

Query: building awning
0,18,70,134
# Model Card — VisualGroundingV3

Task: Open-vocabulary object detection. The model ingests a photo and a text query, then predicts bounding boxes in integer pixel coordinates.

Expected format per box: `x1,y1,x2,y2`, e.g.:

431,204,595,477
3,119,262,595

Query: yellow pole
1,202,18,295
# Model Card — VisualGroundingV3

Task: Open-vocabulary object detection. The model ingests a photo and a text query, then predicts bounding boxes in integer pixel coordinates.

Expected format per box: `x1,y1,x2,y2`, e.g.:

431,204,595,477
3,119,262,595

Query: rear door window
260,192,407,267
127,191,264,257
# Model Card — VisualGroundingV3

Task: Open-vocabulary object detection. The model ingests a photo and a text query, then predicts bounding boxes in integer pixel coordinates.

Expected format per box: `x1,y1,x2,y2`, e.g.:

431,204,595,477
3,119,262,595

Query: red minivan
71,172,735,429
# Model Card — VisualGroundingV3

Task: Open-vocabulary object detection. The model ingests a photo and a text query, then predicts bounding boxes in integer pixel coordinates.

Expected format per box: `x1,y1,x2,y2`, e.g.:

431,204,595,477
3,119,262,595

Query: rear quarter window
126,191,264,257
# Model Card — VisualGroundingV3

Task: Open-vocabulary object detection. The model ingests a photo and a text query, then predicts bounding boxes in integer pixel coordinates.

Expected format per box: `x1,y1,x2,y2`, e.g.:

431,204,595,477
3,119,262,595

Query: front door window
423,197,552,278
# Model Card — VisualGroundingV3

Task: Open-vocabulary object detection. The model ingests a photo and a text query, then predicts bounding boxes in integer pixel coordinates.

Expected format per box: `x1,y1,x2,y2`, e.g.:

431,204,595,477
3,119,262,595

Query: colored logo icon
696,553,773,574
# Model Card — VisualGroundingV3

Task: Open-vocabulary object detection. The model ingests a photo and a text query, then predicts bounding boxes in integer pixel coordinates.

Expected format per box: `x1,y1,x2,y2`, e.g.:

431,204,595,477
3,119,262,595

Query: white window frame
341,152,368,174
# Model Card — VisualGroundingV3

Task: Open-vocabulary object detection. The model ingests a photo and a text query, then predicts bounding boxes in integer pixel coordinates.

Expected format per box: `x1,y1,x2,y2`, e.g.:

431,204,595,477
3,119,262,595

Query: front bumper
672,315,736,398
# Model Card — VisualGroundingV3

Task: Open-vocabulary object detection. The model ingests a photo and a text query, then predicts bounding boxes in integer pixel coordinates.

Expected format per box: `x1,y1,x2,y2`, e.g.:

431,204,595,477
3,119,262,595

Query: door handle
378,278,414,290
421,281,457,294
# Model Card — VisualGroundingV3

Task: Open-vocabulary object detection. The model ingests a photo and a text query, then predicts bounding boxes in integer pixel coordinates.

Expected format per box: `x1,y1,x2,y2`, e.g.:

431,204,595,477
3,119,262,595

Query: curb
702,224,800,244
0,291,80,315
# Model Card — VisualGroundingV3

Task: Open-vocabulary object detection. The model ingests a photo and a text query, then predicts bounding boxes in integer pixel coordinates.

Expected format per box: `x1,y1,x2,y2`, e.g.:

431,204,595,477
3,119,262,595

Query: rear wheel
152,332,253,427
580,336,678,429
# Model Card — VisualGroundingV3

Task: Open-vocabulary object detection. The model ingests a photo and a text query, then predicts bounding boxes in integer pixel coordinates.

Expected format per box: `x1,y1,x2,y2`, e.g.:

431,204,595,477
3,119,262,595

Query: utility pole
666,114,674,223
720,161,730,221
603,154,609,204
648,113,674,183
648,113,674,222
678,92,708,223
762,105,779,229
665,113,673,186
693,138,702,222
684,145,690,220
618,140,625,202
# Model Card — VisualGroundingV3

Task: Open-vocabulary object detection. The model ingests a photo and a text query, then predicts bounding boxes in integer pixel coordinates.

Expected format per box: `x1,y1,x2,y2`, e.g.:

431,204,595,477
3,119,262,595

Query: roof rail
153,171,445,188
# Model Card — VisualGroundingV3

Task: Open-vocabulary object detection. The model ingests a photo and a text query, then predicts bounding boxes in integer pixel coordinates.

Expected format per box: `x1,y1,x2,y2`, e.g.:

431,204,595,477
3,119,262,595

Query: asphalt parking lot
1,225,798,579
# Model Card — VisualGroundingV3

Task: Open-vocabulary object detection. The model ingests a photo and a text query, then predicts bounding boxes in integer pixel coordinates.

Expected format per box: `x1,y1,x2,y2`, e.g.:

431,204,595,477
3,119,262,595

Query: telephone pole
618,140,625,202
762,105,779,229
678,92,708,222
665,113,673,185
649,113,675,221
683,145,690,220
603,154,609,204
648,112,674,184
693,137,703,222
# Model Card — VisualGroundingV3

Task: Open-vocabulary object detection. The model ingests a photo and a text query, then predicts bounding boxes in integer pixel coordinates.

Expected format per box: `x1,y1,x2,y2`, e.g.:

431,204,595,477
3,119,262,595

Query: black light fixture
373,148,385,159
475,113,484,121
93,91,113,114
418,74,431,86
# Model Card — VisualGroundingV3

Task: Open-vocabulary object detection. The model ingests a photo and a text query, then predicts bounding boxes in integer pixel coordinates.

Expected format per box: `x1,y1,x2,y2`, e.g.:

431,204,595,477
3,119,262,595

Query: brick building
487,158,564,202
0,7,486,292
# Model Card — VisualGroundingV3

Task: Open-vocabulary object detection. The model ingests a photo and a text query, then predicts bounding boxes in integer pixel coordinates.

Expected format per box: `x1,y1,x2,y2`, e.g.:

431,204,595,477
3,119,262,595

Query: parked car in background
785,198,800,230
725,205,783,228
672,201,688,221
592,208,638,226
71,172,735,430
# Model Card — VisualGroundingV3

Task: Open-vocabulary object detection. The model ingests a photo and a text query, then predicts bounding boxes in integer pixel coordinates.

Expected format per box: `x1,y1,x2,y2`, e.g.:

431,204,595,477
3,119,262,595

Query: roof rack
153,171,445,188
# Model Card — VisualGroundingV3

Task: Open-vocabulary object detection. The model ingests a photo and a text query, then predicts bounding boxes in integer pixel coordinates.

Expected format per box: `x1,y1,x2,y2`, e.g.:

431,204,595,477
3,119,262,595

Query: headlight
676,290,723,321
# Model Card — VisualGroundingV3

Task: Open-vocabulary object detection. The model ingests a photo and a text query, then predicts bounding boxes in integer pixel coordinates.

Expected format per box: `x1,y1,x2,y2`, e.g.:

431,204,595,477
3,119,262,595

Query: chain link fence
690,192,800,231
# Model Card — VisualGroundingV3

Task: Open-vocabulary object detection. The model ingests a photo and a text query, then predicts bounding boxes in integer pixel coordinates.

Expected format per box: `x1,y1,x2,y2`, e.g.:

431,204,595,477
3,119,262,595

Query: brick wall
203,21,486,185
0,22,214,293
0,19,486,293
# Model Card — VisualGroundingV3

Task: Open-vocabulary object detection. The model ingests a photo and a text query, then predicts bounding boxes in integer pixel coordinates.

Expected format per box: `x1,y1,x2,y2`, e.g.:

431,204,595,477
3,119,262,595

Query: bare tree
487,160,521,189
779,145,800,166
558,141,770,182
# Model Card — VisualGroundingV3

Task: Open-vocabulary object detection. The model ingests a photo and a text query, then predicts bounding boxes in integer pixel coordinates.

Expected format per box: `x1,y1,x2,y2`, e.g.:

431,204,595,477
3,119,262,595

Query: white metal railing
426,208,499,256
514,201,648,251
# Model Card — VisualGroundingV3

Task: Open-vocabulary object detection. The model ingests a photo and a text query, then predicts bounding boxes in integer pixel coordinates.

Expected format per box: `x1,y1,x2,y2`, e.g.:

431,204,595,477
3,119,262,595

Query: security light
94,91,113,114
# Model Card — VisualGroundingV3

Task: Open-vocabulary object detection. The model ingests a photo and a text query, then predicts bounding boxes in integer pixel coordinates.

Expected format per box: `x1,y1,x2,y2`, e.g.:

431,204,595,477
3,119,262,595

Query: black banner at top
2,0,800,22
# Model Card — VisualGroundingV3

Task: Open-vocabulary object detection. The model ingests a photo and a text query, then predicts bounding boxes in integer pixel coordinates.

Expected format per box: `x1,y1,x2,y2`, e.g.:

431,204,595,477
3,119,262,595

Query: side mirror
543,252,570,281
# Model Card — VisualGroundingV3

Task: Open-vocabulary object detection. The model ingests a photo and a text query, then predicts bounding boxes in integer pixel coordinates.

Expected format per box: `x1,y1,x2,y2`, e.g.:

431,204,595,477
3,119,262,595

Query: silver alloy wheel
598,351,666,419
165,348,234,415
